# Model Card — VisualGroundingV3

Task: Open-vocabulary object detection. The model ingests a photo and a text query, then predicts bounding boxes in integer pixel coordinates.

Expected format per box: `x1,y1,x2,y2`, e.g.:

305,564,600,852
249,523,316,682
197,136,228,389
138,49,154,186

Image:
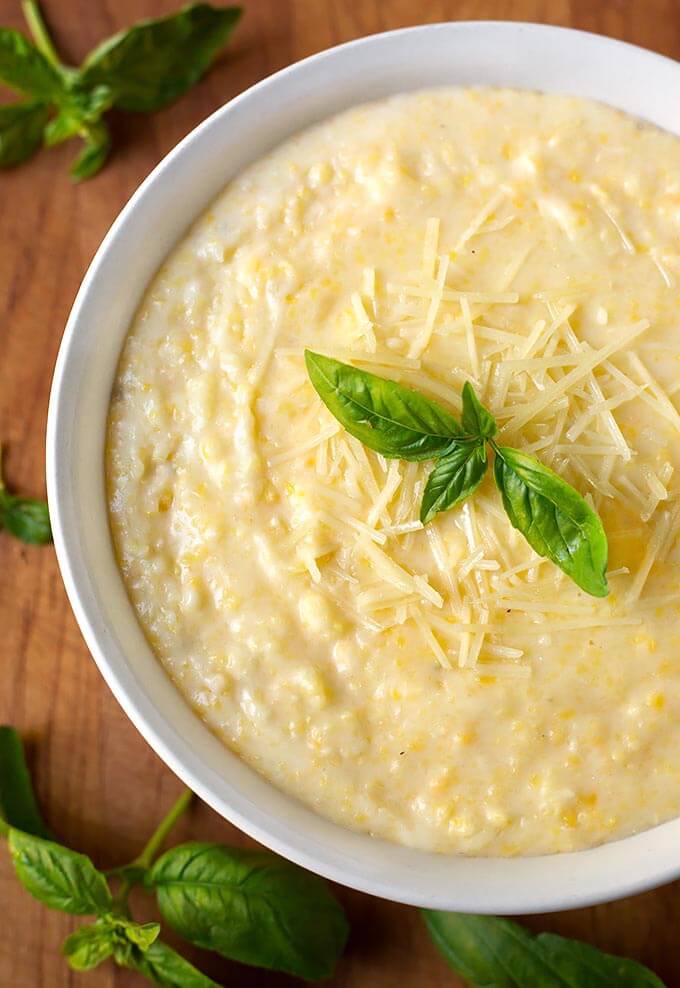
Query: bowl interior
47,21,680,913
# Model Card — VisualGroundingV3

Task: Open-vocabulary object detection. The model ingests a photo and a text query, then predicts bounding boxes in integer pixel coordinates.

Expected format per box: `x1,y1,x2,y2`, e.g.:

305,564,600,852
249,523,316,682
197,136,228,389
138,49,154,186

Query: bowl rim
47,19,680,914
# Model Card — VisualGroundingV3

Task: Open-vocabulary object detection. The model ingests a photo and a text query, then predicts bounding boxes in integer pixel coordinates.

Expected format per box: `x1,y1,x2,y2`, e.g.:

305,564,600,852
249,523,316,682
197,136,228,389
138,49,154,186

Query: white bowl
47,22,680,913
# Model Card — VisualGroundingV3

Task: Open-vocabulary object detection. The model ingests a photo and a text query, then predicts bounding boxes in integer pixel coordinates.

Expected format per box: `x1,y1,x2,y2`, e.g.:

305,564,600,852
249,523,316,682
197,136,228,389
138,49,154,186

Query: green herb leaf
114,918,162,951
0,726,53,839
305,350,464,460
78,3,242,114
43,84,114,147
420,441,487,524
149,842,349,980
117,937,222,988
493,445,608,597
8,828,113,915
69,119,111,180
0,27,64,98
62,923,115,971
461,381,497,439
42,109,75,147
0,100,49,166
63,916,161,972
0,447,52,545
423,911,666,987
0,493,52,543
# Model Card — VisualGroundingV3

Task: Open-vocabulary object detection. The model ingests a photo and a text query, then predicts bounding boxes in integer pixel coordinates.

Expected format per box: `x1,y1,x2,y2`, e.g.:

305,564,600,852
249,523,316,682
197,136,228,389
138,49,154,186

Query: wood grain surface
2,1,680,985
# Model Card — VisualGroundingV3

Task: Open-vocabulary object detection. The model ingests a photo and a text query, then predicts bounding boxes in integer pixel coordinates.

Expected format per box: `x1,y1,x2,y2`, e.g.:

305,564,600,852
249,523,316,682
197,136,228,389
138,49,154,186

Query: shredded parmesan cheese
409,254,450,358
501,320,650,434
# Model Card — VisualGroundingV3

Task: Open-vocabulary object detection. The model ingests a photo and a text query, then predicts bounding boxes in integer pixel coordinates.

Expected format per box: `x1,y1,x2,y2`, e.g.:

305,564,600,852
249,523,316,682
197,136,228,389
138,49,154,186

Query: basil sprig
0,445,51,545
0,1,242,180
423,911,666,987
0,727,348,987
305,352,609,597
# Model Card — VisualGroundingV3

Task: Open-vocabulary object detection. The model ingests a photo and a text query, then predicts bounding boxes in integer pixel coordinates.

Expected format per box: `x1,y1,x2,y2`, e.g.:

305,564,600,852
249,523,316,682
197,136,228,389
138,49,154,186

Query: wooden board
1,1,680,985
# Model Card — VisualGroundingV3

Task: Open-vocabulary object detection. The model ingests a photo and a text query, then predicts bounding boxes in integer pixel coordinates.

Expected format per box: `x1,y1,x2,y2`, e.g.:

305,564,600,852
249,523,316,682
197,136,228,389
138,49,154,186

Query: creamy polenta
107,89,680,856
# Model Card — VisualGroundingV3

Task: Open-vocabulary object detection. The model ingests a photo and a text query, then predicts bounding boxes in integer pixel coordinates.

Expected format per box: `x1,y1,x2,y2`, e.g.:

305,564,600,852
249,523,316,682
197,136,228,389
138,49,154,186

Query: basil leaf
306,350,464,460
68,83,115,122
8,828,113,915
62,923,114,971
114,918,161,951
0,492,52,544
420,441,487,524
43,110,76,147
0,726,53,839
69,119,111,181
63,915,161,972
149,842,348,980
0,27,64,98
493,445,608,597
423,911,665,987
461,381,497,439
0,100,49,167
78,4,242,114
117,938,222,988
44,85,114,147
